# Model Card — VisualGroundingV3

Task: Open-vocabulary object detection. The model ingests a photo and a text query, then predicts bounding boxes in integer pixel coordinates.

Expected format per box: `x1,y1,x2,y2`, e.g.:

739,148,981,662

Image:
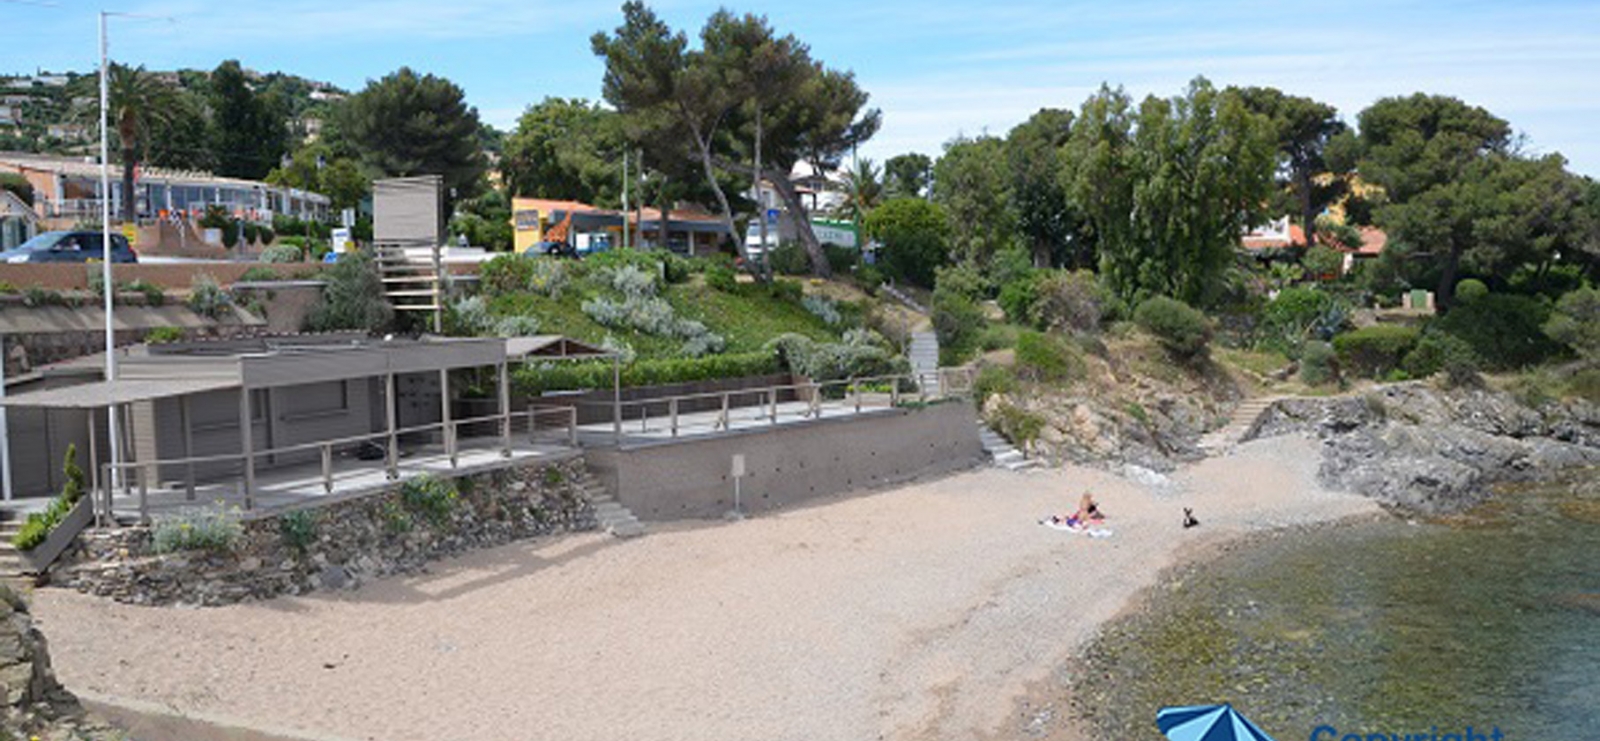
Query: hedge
514,351,782,394
1332,325,1420,378
1134,296,1212,360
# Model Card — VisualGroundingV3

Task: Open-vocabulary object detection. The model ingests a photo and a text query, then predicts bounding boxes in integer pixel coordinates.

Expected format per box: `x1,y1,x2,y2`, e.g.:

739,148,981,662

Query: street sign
765,208,780,226
341,208,356,228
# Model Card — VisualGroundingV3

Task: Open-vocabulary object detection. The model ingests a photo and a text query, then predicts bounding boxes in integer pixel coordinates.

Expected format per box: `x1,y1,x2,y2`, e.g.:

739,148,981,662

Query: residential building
510,197,731,256
0,152,330,228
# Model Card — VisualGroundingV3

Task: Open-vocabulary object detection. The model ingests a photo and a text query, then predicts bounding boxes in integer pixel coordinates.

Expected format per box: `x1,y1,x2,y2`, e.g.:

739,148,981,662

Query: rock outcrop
0,584,122,740
1253,383,1600,514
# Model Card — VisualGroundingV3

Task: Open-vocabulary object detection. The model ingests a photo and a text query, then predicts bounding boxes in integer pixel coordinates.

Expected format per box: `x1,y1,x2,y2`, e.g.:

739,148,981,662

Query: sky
3,0,1599,176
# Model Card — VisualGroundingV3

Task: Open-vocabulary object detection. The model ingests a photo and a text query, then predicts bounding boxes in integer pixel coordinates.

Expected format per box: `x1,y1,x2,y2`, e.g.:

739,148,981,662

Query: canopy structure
503,336,613,361
0,377,238,409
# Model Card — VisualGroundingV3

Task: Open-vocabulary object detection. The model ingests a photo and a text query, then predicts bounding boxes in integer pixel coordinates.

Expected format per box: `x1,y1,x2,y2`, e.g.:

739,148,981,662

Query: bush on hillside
1544,286,1600,364
973,364,1018,404
187,274,232,319
1134,296,1212,361
1434,294,1558,371
866,198,949,288
259,244,303,263
932,289,986,366
1257,287,1350,356
515,352,783,394
823,244,857,274
997,274,1039,325
1333,325,1421,378
1401,332,1480,380
145,326,185,344
769,242,811,275
1013,330,1080,383
1030,269,1104,333
705,263,738,292
1454,278,1489,304
307,251,393,332
1298,341,1339,386
934,264,989,301
766,332,905,384
854,264,884,295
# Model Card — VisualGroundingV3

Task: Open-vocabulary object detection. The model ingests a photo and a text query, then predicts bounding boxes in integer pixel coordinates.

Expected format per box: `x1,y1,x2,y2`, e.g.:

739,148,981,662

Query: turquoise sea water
1072,473,1600,740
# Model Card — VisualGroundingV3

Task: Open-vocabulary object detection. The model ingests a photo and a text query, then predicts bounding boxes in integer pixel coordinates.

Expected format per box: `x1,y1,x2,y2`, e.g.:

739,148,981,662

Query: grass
1215,346,1292,378
484,273,840,360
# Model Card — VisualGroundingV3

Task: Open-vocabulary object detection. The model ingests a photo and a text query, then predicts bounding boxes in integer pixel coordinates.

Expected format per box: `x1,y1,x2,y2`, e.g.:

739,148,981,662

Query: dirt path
32,435,1375,741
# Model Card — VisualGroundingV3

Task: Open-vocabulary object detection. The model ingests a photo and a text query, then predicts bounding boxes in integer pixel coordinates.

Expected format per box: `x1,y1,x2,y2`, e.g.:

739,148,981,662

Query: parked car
0,230,138,264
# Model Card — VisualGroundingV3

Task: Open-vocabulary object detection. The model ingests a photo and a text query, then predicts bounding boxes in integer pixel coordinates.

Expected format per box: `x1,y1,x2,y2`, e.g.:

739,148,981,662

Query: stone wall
0,584,123,740
51,455,597,607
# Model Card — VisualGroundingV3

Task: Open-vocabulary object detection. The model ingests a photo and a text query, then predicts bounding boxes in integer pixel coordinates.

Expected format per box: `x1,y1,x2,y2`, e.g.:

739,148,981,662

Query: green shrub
997,275,1039,325
279,509,320,553
1013,330,1079,383
23,286,65,307
823,244,857,274
854,264,884,295
152,505,243,554
1435,294,1558,371
11,445,88,550
1030,269,1105,333
1332,325,1421,378
1544,286,1600,364
1258,287,1350,355
978,323,1018,352
765,333,906,383
238,266,281,283
481,253,536,294
308,251,393,332
990,403,1045,447
1401,332,1479,379
400,474,459,526
765,278,804,304
659,252,692,284
1134,296,1212,360
186,274,232,319
1454,278,1489,304
125,278,165,306
973,365,1018,403
515,352,782,394
542,466,566,486
932,289,986,366
1299,341,1338,386
769,242,811,275
145,326,184,344
242,223,261,245
260,244,303,263
705,264,739,292
1303,244,1345,279
934,264,989,301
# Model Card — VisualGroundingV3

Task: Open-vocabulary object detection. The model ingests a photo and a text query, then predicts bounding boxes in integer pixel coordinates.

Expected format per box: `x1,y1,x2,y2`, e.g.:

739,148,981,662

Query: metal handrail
94,407,581,522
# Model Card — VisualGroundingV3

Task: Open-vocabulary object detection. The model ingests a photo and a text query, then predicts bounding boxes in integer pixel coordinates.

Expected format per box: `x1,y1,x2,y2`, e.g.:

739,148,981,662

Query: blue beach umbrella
1156,703,1277,741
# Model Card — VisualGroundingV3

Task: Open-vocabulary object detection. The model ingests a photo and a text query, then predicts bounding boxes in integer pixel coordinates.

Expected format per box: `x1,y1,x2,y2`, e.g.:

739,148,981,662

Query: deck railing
94,407,580,523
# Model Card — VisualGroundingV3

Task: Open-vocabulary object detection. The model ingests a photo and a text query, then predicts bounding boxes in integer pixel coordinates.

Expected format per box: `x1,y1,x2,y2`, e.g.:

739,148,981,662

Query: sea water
1072,472,1600,740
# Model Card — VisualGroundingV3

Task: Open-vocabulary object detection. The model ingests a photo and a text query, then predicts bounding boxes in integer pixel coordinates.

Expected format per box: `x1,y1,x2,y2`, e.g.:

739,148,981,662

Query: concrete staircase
979,423,1041,472
0,511,29,581
1198,396,1284,455
909,330,941,396
574,470,644,539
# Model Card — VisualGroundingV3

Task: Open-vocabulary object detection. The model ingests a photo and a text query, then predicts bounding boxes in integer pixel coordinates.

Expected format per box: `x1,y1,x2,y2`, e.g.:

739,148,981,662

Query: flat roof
505,335,612,359
0,377,239,409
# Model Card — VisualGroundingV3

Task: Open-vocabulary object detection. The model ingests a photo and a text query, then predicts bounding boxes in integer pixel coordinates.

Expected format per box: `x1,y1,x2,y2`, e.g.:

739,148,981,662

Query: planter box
22,496,94,574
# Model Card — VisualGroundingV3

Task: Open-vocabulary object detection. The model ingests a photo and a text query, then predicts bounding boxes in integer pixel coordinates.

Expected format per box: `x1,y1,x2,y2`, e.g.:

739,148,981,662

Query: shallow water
1073,473,1600,740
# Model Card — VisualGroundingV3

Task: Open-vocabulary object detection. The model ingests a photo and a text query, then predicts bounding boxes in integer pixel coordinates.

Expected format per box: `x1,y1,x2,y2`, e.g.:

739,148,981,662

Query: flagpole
99,9,121,490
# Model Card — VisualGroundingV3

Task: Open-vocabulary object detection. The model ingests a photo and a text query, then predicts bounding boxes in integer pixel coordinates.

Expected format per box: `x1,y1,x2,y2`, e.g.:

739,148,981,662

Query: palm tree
106,64,177,225
836,158,884,225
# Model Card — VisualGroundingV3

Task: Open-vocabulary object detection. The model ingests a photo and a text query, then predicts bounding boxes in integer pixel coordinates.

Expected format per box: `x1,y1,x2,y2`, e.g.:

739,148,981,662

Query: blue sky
4,0,1599,175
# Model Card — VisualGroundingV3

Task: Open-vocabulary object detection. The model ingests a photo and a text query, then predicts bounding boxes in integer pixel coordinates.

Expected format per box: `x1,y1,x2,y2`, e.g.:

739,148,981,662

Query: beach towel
1040,520,1113,538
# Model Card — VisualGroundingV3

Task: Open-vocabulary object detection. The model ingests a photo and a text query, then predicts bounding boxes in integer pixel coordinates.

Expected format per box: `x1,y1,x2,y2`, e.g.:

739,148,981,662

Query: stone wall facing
51,455,597,607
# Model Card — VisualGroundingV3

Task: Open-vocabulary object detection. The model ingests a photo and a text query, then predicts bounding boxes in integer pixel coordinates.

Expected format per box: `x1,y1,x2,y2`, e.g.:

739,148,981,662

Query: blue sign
765,208,780,225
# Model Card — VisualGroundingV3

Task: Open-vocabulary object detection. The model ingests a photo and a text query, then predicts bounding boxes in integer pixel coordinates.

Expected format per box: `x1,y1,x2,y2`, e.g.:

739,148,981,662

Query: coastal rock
1254,383,1600,515
0,584,122,740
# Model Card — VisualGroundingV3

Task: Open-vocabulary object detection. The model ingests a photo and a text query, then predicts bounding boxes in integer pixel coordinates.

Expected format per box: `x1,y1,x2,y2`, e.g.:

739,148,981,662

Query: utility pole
98,10,120,489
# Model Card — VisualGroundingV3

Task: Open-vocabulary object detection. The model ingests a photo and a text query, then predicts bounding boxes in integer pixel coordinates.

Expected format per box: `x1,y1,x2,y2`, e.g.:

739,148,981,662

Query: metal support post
239,388,254,510
498,361,512,457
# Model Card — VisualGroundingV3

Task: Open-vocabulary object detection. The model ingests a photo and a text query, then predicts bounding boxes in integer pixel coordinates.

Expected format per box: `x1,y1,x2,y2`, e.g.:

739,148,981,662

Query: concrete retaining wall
585,400,983,520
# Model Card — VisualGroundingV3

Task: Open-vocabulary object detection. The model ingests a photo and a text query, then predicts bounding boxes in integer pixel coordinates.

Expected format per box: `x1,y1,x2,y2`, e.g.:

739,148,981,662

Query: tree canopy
331,67,487,209
502,97,623,205
209,60,289,180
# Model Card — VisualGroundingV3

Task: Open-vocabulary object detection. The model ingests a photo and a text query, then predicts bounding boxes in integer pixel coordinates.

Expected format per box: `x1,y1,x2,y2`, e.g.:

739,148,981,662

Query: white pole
99,11,122,490
621,150,629,250
0,334,10,502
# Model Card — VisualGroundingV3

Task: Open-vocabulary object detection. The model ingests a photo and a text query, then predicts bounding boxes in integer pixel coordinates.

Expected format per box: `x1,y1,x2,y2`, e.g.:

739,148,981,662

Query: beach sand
31,434,1378,741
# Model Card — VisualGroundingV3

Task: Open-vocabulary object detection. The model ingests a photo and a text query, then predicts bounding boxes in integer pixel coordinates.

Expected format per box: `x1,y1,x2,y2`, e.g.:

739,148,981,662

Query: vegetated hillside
454,250,913,392
974,325,1246,472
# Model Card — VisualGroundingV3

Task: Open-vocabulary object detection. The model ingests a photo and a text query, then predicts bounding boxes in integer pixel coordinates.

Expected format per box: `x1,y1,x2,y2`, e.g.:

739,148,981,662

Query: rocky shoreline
0,584,123,741
1251,382,1600,515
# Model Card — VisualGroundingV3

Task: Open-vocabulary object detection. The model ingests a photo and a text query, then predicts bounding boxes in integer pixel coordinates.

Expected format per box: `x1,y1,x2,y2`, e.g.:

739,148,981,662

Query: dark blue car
0,230,139,264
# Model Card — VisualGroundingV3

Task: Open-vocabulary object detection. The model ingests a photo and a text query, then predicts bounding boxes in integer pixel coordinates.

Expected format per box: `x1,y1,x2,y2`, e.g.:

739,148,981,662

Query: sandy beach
31,435,1378,741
